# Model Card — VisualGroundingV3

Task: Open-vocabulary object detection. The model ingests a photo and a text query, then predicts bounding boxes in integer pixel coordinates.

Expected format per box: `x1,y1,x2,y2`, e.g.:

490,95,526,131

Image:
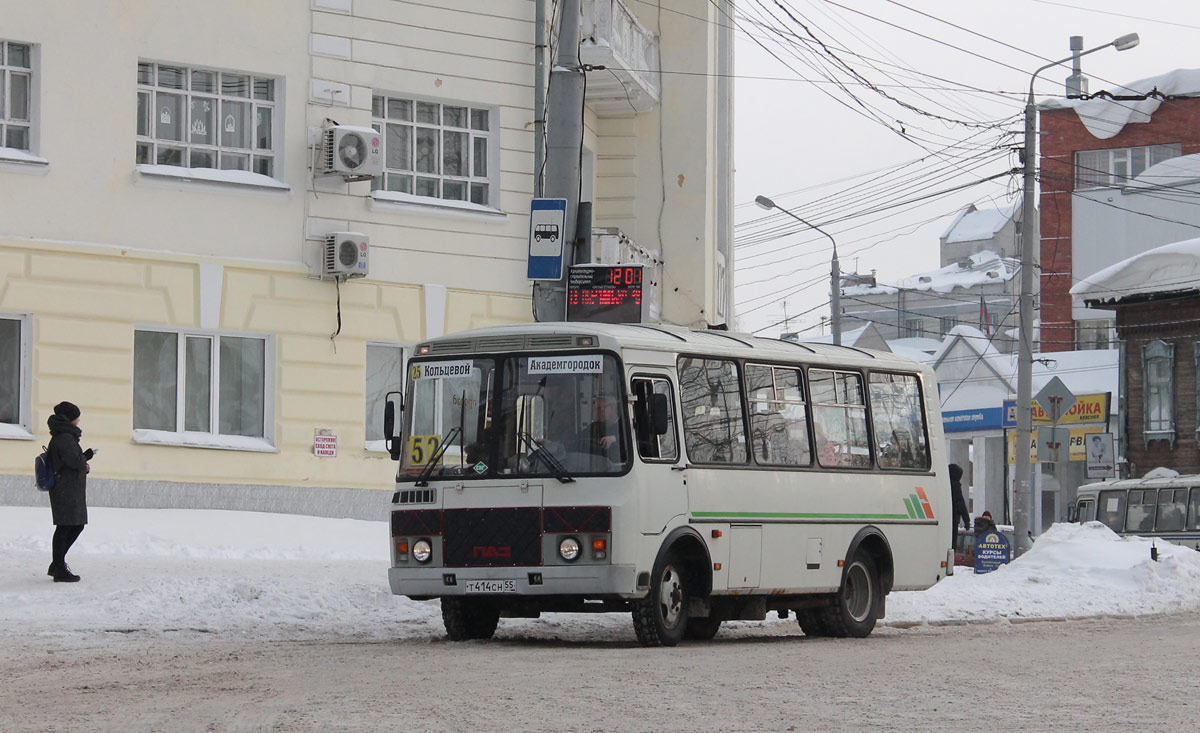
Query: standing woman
46,401,95,583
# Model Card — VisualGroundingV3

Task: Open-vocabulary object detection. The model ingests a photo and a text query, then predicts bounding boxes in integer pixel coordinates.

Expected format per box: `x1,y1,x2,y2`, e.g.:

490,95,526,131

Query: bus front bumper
389,564,639,598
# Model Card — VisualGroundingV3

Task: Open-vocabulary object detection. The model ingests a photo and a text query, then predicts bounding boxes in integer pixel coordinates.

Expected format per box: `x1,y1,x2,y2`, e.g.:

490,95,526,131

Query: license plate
464,579,517,593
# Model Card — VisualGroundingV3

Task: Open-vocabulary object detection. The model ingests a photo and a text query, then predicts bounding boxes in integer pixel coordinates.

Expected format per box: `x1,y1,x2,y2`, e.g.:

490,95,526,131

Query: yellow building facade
0,0,733,518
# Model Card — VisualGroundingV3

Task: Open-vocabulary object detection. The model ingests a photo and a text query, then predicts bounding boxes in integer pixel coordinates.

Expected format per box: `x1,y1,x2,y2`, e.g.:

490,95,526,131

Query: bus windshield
400,352,628,481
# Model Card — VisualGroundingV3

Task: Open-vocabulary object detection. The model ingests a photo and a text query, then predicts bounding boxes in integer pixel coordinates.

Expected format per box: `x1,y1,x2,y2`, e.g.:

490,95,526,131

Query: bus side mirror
384,391,403,462
650,393,670,436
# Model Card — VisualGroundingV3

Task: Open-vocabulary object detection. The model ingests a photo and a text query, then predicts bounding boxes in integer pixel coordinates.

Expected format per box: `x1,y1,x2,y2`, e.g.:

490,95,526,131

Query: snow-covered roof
1126,153,1200,190
842,249,1018,296
940,196,1021,244
1071,237,1200,305
1041,68,1200,140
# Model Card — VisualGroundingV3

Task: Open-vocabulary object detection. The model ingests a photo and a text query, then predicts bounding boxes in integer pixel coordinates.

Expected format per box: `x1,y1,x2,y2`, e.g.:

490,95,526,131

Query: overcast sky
732,0,1200,337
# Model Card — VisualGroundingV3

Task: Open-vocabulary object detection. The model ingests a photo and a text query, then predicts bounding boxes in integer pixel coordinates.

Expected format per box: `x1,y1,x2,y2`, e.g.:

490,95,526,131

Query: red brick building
1038,88,1200,353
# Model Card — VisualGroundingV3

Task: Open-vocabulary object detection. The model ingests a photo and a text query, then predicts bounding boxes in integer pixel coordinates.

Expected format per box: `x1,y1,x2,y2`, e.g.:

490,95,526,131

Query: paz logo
904,487,937,520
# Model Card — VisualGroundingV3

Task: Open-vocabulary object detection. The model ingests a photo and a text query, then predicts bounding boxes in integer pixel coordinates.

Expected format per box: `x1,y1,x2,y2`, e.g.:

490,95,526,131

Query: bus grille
442,508,542,567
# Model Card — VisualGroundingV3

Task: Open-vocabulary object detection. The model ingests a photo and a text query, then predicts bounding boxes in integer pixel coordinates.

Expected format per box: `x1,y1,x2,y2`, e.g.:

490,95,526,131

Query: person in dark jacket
948,463,970,551
46,401,96,582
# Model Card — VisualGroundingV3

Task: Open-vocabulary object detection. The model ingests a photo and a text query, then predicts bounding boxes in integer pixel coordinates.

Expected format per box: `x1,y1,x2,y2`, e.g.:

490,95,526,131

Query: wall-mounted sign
1003,392,1110,428
314,431,337,458
1006,425,1103,463
566,264,646,324
942,407,1004,433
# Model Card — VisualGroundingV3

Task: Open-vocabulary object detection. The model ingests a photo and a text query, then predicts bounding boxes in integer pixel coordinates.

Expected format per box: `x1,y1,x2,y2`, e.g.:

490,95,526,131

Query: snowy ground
2,506,1199,645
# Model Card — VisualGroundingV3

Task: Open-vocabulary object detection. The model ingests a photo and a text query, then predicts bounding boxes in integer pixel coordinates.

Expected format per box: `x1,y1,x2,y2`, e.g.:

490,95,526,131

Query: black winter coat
47,414,92,526
949,463,970,530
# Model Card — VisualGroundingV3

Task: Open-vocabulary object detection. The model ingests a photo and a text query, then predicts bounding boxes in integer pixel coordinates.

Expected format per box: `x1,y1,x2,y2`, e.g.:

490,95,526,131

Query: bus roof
1078,474,1200,494
414,322,930,373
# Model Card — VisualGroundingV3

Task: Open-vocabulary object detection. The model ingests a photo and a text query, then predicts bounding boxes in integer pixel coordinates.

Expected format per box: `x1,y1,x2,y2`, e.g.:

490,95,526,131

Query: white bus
1073,475,1200,550
383,323,953,646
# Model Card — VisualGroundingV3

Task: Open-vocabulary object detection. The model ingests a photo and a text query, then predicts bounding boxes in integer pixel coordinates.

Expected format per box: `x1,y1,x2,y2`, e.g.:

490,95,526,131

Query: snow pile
1041,68,1200,140
1070,237,1200,304
1,507,1197,645
887,522,1200,623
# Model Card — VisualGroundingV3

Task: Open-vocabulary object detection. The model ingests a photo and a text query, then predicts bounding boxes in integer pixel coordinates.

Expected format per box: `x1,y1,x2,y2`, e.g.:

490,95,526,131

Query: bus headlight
558,536,581,562
413,539,433,564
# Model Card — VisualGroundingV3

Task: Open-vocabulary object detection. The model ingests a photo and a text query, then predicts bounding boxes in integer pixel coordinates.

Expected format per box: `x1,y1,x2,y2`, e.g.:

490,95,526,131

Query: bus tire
822,550,880,638
441,597,500,641
683,615,722,641
796,608,828,637
631,549,689,647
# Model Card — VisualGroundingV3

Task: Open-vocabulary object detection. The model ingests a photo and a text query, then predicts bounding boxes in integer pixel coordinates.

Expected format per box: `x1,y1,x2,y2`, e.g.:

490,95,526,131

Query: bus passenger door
630,374,687,534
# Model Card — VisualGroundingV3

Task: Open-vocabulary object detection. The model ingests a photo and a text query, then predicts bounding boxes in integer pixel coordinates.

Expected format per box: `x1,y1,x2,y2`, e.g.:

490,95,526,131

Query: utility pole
1014,33,1139,553
532,0,584,322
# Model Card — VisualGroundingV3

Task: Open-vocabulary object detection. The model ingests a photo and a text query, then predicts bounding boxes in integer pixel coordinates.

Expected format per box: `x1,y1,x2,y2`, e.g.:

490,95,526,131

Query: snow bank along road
2,507,1199,729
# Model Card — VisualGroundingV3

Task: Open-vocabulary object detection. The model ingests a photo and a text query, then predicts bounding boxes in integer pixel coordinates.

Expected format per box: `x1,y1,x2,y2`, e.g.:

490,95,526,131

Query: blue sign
527,198,568,280
1003,399,1016,428
942,407,1003,433
974,530,1011,574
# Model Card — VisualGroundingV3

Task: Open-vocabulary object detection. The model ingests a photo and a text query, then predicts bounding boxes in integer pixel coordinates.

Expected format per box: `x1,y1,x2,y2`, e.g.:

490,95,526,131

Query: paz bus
1073,475,1200,550
382,322,953,646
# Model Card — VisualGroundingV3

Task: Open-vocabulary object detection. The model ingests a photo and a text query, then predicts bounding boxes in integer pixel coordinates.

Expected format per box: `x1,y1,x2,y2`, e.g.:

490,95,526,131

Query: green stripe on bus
903,497,916,518
691,511,912,520
909,494,927,518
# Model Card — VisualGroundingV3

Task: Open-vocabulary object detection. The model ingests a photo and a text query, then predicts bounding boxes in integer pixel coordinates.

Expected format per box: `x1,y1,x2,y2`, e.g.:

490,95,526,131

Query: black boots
47,562,80,582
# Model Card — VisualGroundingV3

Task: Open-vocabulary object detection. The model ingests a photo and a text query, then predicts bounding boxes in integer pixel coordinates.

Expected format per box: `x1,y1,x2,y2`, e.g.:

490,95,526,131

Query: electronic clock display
566,264,645,323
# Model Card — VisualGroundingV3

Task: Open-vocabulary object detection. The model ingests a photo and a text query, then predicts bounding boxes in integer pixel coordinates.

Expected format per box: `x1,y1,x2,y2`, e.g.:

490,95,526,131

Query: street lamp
1014,32,1139,553
754,194,841,345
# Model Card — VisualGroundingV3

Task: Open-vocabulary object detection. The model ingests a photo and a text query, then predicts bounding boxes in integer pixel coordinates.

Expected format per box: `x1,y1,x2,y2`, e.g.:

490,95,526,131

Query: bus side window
1190,488,1200,531
632,377,678,462
1126,489,1155,532
1098,490,1126,532
677,357,747,464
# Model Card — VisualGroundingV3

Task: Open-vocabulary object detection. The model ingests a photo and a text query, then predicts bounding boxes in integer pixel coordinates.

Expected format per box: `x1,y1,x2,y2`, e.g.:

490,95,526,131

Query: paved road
2,612,1196,731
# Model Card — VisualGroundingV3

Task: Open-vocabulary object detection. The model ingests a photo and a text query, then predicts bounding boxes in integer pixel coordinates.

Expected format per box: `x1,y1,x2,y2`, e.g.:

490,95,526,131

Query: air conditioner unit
321,125,383,180
324,233,369,279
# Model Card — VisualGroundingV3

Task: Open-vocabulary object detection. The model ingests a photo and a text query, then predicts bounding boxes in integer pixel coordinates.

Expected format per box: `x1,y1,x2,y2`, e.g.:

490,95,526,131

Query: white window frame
0,312,33,439
135,60,281,179
1142,338,1175,447
132,326,276,452
1,39,42,163
1075,143,1181,189
365,341,406,452
370,92,498,208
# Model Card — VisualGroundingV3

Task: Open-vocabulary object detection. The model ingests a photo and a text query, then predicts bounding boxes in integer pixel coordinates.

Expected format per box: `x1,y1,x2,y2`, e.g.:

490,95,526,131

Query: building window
939,317,958,337
1142,339,1174,446
0,313,31,433
371,94,493,205
1076,319,1114,350
136,62,277,176
366,343,404,444
1075,143,1180,189
903,319,924,338
1,40,33,151
133,328,271,442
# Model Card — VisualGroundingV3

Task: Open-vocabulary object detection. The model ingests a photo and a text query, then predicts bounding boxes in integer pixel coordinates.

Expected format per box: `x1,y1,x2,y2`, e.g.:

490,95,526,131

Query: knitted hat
982,510,993,519
53,401,81,420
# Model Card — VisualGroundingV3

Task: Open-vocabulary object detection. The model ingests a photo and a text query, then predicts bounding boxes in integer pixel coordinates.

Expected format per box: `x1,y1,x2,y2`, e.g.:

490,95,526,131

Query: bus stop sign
527,198,568,280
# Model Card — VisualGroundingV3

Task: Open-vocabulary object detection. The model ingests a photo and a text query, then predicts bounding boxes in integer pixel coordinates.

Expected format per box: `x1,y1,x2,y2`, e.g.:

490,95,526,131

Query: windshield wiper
414,427,461,487
518,431,575,484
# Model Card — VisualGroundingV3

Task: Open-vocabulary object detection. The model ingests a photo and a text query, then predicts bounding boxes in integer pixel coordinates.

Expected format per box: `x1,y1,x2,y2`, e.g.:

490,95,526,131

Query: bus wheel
632,550,689,647
795,608,828,637
823,551,880,638
684,616,722,641
441,598,500,641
